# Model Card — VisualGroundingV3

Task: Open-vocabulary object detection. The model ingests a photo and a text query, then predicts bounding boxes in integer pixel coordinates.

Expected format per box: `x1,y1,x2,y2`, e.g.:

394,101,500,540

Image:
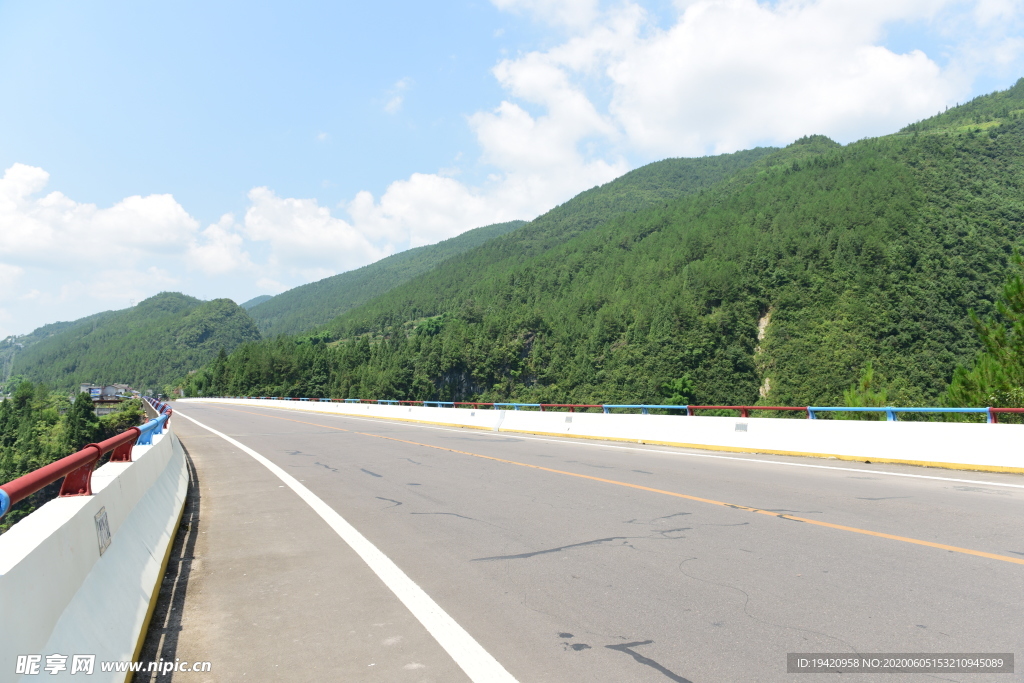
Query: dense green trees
183,81,1024,409
945,252,1024,408
0,383,146,530
62,392,100,453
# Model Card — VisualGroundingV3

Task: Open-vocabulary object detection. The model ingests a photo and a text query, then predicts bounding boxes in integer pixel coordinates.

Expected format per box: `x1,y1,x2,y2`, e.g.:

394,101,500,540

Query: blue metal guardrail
213,397,1024,423
805,406,995,421
136,413,169,444
140,397,173,442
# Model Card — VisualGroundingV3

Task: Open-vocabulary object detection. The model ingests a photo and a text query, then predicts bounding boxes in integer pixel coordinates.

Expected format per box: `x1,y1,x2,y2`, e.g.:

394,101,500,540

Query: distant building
77,383,135,416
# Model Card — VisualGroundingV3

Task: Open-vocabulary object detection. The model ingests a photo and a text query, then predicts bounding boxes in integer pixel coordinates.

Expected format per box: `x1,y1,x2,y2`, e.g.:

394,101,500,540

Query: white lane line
195,401,1024,491
174,410,519,683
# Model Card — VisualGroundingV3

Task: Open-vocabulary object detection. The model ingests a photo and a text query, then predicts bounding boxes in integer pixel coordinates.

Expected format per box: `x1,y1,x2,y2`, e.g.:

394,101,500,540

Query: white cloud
4,0,1023,337
0,164,313,334
348,174,510,248
84,266,180,303
0,162,199,268
478,0,993,158
243,186,387,277
384,77,412,114
615,0,968,153
256,277,287,294
973,0,1022,25
186,214,254,276
338,0,1021,258
0,264,23,298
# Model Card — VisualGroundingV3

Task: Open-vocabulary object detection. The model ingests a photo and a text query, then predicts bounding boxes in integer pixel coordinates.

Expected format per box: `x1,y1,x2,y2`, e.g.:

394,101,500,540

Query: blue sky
2,0,1024,337
0,0,515,219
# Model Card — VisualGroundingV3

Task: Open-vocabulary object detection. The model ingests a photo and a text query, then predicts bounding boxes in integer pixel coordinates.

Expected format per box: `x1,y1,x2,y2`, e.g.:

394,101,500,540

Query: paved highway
144,401,1024,682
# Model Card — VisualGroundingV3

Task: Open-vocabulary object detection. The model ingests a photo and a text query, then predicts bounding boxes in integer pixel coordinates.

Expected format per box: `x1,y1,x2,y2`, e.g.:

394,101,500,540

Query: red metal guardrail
989,407,1024,423
0,398,174,519
0,428,141,519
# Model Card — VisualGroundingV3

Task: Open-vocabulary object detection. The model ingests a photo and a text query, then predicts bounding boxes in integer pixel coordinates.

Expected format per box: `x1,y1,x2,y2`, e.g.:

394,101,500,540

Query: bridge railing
0,399,172,520
212,396,1024,423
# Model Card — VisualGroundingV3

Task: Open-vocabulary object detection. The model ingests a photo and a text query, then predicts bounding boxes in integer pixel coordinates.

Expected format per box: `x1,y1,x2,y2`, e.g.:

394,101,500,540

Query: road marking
208,401,1024,490
191,404,1024,567
173,410,519,683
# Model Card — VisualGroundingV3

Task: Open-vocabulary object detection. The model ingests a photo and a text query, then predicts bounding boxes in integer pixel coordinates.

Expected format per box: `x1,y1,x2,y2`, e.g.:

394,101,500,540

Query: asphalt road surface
150,401,1024,683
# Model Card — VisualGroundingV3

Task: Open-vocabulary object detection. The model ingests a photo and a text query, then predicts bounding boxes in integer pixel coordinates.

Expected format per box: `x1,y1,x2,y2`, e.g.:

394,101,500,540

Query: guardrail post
885,409,897,421
807,408,817,419
641,407,649,415
108,427,141,463
58,444,102,497
740,407,750,418
988,407,997,424
602,405,609,414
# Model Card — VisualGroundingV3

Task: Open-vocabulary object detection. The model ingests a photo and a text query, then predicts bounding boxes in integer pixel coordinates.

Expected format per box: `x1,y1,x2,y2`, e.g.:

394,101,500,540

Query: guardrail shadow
132,445,200,682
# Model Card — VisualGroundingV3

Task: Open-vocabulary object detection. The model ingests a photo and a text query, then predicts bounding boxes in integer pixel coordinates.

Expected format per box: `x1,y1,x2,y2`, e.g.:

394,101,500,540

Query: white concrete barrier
0,426,188,681
186,398,1024,473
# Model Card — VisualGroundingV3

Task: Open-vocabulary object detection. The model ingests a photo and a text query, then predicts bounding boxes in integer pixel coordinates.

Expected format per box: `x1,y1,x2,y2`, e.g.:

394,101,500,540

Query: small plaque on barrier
95,507,112,555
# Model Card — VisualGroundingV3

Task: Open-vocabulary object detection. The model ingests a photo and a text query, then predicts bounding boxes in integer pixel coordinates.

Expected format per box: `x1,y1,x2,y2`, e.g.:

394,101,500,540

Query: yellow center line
205,405,1024,567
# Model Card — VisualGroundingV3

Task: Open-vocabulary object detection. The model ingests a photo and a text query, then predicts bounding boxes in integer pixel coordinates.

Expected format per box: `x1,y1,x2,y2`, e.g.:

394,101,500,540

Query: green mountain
180,145,781,396
184,80,1024,409
317,145,804,336
246,220,528,338
355,147,777,326
240,295,273,310
12,292,261,392
2,311,117,388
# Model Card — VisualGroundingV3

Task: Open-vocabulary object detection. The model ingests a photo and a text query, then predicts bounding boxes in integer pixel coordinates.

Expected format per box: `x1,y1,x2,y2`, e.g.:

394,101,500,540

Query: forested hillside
240,295,273,310
246,220,527,337
183,80,1024,408
325,146,778,333
12,292,261,393
1,311,117,388
244,149,777,342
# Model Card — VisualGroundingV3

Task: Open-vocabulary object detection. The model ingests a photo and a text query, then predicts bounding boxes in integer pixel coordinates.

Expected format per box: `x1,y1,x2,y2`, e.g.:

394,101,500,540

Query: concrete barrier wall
0,427,188,681
187,398,1024,473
